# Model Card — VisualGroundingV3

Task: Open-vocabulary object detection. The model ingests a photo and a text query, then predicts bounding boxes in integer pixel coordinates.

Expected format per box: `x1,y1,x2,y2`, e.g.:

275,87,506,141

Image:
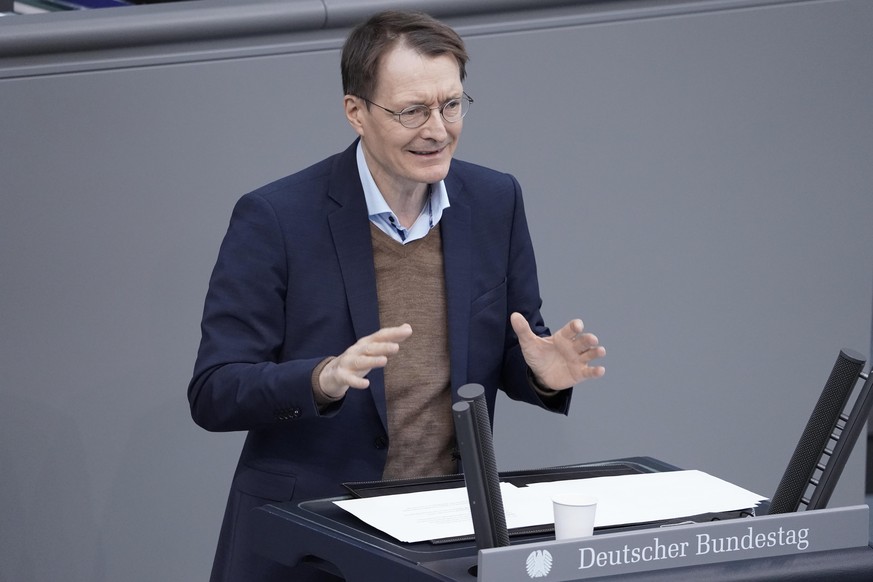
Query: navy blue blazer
188,141,572,581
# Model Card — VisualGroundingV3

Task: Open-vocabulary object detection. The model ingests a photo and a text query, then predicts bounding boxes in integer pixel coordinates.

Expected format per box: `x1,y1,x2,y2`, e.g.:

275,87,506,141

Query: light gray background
1,0,872,580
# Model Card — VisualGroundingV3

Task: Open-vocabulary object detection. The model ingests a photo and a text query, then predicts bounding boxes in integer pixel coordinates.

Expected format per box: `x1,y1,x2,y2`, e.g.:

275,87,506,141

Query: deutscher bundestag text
579,526,810,569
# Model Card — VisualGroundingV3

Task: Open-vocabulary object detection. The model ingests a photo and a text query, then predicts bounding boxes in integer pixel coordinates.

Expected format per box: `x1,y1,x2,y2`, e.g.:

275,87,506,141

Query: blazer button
276,407,302,421
374,435,388,449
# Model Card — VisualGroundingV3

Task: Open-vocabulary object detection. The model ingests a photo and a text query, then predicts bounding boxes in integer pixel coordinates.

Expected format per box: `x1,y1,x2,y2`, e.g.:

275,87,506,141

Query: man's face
346,44,464,198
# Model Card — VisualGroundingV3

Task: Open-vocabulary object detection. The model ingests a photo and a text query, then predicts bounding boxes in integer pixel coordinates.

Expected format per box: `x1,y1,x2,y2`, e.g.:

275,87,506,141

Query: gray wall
1,0,872,580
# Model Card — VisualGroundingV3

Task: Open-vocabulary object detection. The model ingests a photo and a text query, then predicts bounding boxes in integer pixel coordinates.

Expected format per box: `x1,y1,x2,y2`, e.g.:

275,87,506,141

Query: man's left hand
510,312,606,391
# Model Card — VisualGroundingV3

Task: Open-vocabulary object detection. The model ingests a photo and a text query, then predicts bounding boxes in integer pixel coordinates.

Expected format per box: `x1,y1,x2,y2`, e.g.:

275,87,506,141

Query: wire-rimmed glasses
358,92,474,129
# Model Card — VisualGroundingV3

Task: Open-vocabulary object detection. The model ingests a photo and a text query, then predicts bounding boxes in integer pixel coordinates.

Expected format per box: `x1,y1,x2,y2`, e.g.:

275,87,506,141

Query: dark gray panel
0,0,807,76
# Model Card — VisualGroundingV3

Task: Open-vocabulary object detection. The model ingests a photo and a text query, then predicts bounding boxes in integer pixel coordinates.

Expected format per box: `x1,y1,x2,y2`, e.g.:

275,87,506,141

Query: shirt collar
356,141,450,241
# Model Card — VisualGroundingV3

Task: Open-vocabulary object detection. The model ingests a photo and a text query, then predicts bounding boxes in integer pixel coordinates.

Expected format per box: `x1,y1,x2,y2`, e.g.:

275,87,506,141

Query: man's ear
344,95,365,137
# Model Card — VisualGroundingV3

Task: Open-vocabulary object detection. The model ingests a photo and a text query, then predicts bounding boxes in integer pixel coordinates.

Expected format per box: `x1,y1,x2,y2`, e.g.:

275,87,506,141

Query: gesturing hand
510,312,605,391
318,323,413,400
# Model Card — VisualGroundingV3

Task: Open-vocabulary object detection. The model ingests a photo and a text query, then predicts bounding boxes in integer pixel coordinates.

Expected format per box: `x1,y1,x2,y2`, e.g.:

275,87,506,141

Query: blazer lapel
327,143,388,430
441,170,472,399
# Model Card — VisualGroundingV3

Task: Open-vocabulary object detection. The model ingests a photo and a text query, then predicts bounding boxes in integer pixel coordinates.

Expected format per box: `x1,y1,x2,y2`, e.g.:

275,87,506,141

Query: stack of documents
334,470,767,544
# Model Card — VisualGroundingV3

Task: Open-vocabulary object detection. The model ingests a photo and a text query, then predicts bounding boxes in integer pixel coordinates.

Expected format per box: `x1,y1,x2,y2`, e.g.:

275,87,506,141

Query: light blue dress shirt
356,141,451,244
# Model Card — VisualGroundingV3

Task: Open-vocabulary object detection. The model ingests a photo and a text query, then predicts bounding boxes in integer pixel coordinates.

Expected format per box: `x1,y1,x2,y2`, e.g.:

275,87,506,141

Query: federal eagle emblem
525,549,553,578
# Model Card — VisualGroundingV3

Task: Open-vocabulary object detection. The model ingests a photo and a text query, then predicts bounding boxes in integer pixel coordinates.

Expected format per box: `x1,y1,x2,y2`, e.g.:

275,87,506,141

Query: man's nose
419,110,449,139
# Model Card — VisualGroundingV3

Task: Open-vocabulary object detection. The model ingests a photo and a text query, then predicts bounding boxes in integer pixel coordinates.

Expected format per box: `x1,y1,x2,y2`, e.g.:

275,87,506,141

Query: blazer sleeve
500,174,572,414
187,192,328,432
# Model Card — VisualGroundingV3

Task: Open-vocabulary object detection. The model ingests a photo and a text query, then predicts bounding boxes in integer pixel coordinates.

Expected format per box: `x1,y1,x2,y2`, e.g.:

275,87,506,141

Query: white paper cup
552,493,598,540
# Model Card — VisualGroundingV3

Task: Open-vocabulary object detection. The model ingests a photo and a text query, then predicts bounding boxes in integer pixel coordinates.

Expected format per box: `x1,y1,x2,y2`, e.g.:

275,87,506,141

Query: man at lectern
188,9,606,582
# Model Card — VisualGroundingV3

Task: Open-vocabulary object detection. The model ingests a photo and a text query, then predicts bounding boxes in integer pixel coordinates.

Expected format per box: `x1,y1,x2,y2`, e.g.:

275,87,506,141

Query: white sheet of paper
522,470,767,527
334,482,533,543
333,470,767,544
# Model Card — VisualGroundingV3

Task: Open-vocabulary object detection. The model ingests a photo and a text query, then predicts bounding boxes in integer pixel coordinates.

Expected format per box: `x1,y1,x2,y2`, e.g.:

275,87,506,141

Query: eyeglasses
358,92,474,129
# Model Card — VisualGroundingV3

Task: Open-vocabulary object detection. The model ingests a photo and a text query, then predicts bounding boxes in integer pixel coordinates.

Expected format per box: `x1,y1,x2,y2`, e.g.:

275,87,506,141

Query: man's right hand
317,323,413,399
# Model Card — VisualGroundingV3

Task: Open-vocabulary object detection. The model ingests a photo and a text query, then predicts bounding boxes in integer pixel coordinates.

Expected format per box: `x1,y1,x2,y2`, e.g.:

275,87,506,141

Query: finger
320,357,371,395
583,345,606,361
357,353,388,370
344,353,388,373
359,340,404,358
367,323,413,343
579,346,606,369
573,332,600,353
333,354,381,389
338,369,371,390
585,365,606,379
571,358,606,379
510,312,538,343
559,318,585,340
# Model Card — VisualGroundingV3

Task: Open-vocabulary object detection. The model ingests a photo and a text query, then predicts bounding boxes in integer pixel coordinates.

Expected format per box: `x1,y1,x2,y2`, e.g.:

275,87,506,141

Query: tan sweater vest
371,224,456,479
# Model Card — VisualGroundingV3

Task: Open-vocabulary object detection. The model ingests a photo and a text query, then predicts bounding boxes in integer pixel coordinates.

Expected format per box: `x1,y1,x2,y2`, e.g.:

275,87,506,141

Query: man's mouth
409,145,446,156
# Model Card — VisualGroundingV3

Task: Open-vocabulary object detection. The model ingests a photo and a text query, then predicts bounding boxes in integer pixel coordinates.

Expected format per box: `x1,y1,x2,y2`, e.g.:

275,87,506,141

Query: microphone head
458,383,485,401
767,348,865,514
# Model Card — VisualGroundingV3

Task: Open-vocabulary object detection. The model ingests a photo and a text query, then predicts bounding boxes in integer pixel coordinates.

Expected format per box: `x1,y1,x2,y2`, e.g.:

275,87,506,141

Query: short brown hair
341,10,468,100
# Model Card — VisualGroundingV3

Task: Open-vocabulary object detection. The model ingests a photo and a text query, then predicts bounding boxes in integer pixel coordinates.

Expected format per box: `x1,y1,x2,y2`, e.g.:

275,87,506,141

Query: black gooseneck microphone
768,348,867,514
452,383,510,549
